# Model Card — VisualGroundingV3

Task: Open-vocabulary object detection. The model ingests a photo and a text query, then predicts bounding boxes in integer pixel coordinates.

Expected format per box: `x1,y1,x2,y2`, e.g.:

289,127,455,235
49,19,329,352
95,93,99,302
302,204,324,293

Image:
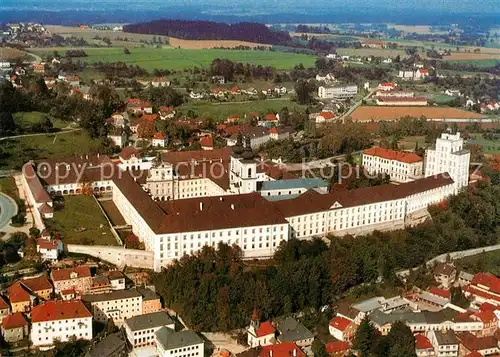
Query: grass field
13,112,68,131
31,47,316,71
45,195,117,246
471,134,500,154
455,249,500,276
0,130,100,170
0,47,26,61
444,59,500,67
179,98,307,119
0,177,19,201
336,47,406,58
398,136,427,150
429,95,458,105
349,106,484,122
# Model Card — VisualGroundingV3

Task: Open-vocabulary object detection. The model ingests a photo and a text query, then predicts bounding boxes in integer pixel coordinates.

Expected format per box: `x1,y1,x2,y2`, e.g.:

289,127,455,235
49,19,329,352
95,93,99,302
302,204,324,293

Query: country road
0,128,82,141
0,193,17,233
339,88,377,122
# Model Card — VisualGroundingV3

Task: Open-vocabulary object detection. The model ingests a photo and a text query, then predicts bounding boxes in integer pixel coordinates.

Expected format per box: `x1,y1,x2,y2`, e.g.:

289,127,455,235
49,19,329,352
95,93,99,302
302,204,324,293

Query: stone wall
66,244,154,269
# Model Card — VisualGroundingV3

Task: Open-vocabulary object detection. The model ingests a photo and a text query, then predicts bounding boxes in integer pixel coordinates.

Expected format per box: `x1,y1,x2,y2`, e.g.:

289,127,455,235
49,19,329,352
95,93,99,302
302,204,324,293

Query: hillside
123,20,293,46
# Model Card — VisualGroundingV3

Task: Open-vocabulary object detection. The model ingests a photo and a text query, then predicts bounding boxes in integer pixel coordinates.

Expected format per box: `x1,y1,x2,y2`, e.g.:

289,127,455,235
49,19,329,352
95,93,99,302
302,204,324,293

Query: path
282,150,363,171
0,128,82,141
24,50,42,63
0,193,17,233
339,88,377,122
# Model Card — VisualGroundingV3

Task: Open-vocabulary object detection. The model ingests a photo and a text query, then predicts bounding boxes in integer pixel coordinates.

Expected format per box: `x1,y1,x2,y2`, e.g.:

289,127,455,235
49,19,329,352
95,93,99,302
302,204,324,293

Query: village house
200,135,214,151
159,106,176,120
427,330,459,357
0,296,10,320
18,275,53,301
315,111,336,123
135,286,162,315
152,132,168,148
316,73,336,82
1,312,29,343
31,300,93,350
84,331,127,357
329,316,357,341
82,289,143,325
377,82,396,91
276,317,314,347
258,113,280,128
456,332,499,356
433,262,457,289
36,238,63,261
414,334,434,357
51,266,93,295
124,311,175,348
151,77,170,87
259,342,305,357
247,309,276,347
109,127,128,148
155,327,204,357
325,341,351,357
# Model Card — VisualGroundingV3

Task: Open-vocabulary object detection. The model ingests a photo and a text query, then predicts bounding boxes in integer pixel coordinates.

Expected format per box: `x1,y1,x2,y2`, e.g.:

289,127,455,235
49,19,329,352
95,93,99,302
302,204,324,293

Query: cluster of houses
327,262,500,357
397,68,430,81
374,81,428,106
0,258,204,356
190,85,288,100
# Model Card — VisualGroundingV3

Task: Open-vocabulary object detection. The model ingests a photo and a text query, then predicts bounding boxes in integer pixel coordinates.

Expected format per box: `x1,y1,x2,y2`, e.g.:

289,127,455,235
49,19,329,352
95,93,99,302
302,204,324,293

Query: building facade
362,147,424,183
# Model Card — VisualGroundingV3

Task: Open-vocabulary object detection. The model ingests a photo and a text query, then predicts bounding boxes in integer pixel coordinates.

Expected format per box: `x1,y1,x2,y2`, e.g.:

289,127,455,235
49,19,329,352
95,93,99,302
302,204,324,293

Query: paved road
0,193,17,232
339,88,377,122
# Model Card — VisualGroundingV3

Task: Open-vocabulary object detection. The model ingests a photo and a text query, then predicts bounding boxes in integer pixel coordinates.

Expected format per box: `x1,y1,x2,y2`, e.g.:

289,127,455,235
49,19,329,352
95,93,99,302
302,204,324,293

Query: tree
386,321,417,357
311,339,328,357
123,48,131,55
352,317,377,357
294,79,314,105
450,286,470,308
32,115,54,133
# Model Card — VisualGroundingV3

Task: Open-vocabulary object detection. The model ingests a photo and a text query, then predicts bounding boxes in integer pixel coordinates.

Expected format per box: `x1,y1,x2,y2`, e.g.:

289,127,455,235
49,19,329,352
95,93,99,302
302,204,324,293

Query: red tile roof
7,282,31,303
51,266,92,282
329,316,352,332
264,113,278,121
325,341,350,353
268,127,279,134
259,343,305,357
142,114,158,121
464,285,500,305
429,286,451,299
0,295,9,310
465,352,484,357
473,310,497,324
472,273,500,294
456,332,498,352
37,238,59,250
22,162,52,204
38,203,53,214
2,313,27,330
255,321,276,337
376,96,427,103
153,132,167,140
127,98,142,106
415,334,433,350
363,147,423,164
120,146,141,160
318,111,336,120
31,300,92,323
161,147,232,165
159,106,174,113
200,135,213,148
20,275,53,293
480,302,497,311
379,82,396,88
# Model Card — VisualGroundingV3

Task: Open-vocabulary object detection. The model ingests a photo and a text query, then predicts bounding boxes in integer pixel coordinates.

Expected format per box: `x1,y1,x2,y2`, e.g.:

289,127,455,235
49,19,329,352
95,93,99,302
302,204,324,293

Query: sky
2,0,498,13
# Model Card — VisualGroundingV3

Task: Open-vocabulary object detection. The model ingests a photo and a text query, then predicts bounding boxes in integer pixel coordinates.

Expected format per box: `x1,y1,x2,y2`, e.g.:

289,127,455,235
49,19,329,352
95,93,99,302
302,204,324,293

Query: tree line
152,178,500,332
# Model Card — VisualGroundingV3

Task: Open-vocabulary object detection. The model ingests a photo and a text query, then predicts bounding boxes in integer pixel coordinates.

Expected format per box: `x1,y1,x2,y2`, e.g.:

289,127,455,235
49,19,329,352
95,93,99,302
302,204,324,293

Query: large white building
155,327,204,357
124,311,175,348
318,85,358,99
425,132,470,192
82,289,144,325
362,147,424,183
30,300,93,350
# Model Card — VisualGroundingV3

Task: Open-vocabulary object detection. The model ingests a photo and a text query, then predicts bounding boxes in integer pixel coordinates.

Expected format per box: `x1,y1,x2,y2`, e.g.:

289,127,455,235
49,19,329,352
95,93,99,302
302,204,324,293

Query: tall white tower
425,131,470,192
229,133,258,194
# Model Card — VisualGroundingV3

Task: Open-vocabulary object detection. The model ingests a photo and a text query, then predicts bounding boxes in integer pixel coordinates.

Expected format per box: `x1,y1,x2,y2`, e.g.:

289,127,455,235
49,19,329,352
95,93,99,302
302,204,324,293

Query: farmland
443,58,500,67
0,47,27,61
30,47,316,71
349,106,484,122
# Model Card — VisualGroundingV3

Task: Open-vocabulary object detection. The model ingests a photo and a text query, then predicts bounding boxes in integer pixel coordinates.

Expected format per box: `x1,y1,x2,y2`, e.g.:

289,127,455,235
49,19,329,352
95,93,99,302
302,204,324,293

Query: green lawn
45,195,117,246
0,177,19,200
178,98,307,120
13,112,68,131
31,47,317,71
455,249,500,276
472,134,500,154
444,59,500,67
0,130,100,170
429,95,457,105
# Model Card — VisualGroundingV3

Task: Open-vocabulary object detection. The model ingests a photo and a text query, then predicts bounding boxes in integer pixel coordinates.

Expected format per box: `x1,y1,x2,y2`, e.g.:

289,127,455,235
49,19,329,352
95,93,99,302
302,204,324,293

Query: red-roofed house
259,342,305,357
471,310,498,337
415,334,434,357
31,300,93,348
428,286,451,300
151,77,170,87
159,106,175,119
51,266,93,295
19,275,53,301
325,341,351,356
247,310,276,347
200,135,214,151
456,332,499,356
316,111,336,123
362,147,424,183
258,113,279,127
329,316,357,341
36,238,63,261
378,82,396,91
0,295,10,320
152,132,168,148
464,273,500,307
226,114,240,124
415,68,430,80
1,312,28,342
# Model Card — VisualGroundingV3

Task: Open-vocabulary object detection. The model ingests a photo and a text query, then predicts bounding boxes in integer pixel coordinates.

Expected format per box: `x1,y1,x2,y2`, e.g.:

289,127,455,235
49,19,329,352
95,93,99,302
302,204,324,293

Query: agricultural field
471,134,500,154
443,58,500,67
178,98,307,120
31,47,316,71
0,130,101,170
13,112,69,131
386,24,450,35
0,47,27,61
45,195,117,246
336,47,406,58
349,106,484,122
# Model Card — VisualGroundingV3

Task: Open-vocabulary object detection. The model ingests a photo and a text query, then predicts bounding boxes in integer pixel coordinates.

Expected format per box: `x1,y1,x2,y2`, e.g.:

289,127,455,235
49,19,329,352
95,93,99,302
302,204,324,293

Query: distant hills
123,20,294,46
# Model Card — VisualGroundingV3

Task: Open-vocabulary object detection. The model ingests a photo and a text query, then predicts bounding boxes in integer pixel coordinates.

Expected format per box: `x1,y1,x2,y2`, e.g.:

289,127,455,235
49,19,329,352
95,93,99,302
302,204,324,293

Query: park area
30,47,317,71
45,195,117,246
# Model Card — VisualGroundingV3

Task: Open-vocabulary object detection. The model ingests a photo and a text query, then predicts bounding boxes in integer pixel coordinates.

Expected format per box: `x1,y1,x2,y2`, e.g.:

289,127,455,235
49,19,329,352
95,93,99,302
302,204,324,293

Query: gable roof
329,316,352,332
434,262,456,276
276,317,314,343
0,295,9,310
7,282,31,303
20,275,53,292
472,273,500,294
318,111,336,120
155,327,203,350
415,334,433,350
2,312,28,329
363,147,422,164
120,146,141,160
51,266,92,282
325,341,350,353
259,342,305,357
125,311,175,332
23,162,52,204
200,135,213,148
255,321,276,337
456,332,498,351
31,300,92,323
429,286,451,299
37,238,59,250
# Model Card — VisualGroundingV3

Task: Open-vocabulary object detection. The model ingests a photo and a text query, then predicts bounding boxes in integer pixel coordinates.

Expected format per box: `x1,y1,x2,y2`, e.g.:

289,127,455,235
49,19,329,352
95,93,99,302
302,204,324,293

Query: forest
153,178,500,332
124,20,293,46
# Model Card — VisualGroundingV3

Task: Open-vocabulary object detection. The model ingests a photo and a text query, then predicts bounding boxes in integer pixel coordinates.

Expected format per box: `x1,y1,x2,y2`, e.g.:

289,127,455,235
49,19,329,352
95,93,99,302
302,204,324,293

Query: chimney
219,197,223,201
293,349,296,357
270,351,273,357
199,202,203,211
230,204,234,210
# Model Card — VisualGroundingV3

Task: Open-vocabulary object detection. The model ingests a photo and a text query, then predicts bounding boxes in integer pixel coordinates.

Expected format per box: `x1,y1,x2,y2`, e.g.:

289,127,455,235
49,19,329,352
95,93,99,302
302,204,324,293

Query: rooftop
260,178,328,192
2,312,28,329
125,311,174,332
31,300,92,323
85,332,126,357
434,330,459,345
155,327,203,350
276,317,314,343
82,288,142,303
363,147,423,164
51,266,92,282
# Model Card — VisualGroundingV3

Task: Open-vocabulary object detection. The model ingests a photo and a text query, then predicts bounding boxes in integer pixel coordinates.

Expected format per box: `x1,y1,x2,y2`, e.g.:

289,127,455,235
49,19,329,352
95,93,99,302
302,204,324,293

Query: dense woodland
124,20,293,46
153,177,500,332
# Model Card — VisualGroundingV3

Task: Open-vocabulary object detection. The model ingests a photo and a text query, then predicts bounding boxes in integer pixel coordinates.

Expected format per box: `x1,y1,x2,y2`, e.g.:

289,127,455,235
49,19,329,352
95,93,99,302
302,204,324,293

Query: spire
250,308,260,329
242,135,254,160
232,132,244,156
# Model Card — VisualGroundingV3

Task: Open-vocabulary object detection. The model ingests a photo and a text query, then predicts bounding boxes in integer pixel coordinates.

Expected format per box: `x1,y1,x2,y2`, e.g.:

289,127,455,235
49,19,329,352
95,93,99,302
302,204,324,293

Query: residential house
82,289,143,325
107,271,126,291
268,126,292,141
247,309,276,347
329,316,357,341
398,70,415,80
51,266,93,295
316,74,336,82
151,77,170,87
275,86,287,95
124,311,175,348
315,111,336,123
276,317,314,347
136,287,162,315
200,135,214,151
427,330,459,357
109,127,128,148
325,341,351,357
31,300,93,349
259,342,305,357
318,85,358,99
33,63,45,74
152,132,169,148
85,331,127,357
7,282,34,314
456,332,499,356
36,238,63,261
258,113,280,128
65,75,80,87
155,327,204,357
1,313,29,343
458,271,474,286
433,262,456,289
378,82,396,91
0,296,10,320
415,334,435,357
445,89,461,97
415,68,430,80
159,106,176,120
211,75,226,84
19,275,53,300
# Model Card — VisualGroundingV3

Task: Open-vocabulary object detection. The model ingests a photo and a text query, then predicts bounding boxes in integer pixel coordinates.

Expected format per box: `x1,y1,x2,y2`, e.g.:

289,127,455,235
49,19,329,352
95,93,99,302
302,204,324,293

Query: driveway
0,193,17,232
